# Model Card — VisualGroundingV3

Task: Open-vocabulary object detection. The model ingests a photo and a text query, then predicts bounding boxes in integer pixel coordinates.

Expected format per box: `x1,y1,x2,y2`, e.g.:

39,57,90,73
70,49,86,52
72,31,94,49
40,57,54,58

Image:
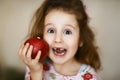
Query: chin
52,58,67,65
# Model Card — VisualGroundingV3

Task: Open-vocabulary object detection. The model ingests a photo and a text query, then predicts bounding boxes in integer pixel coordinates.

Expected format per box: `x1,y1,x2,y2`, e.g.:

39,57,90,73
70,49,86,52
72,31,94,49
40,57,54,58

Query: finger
19,43,29,63
22,43,29,58
18,44,24,57
34,50,41,62
26,45,33,61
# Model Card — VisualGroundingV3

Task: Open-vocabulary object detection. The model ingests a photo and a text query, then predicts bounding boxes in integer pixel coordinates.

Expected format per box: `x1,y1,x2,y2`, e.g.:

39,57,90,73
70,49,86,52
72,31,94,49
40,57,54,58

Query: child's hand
18,43,43,73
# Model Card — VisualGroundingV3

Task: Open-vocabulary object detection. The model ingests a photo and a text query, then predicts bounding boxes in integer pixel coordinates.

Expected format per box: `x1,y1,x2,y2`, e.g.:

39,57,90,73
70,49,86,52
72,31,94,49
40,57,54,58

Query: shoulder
78,64,102,80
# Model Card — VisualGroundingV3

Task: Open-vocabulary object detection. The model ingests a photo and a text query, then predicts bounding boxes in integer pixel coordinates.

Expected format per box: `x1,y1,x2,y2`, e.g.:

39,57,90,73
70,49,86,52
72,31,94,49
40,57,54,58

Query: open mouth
52,47,67,56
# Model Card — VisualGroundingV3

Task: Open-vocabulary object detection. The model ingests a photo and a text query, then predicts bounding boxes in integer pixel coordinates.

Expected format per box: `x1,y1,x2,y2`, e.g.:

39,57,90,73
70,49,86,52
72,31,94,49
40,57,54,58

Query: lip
52,47,67,56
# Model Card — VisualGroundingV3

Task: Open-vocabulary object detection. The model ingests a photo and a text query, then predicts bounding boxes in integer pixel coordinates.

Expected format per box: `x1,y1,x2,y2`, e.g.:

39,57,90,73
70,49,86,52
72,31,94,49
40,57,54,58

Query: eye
47,28,55,34
64,29,72,35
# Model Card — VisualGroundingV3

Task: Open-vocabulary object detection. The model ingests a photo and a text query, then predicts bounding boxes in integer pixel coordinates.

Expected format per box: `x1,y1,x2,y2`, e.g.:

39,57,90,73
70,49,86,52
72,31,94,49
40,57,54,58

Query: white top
25,64,102,80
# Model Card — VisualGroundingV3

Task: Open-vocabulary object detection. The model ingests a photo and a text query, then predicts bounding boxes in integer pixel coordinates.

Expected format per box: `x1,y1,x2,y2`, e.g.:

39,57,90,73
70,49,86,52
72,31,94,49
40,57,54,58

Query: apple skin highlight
24,37,49,62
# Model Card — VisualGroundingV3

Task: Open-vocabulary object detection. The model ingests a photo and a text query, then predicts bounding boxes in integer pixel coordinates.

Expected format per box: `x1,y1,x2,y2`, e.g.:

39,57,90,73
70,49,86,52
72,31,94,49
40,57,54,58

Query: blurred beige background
0,0,120,80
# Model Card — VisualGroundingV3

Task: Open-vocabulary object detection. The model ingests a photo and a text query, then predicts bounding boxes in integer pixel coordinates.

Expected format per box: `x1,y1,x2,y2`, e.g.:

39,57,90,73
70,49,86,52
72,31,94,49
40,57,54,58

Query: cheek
69,40,79,55
43,34,53,46
66,36,79,49
70,40,79,49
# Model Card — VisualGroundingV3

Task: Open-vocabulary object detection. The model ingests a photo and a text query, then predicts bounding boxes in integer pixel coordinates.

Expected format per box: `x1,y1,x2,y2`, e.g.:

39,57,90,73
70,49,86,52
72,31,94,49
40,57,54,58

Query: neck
53,58,81,76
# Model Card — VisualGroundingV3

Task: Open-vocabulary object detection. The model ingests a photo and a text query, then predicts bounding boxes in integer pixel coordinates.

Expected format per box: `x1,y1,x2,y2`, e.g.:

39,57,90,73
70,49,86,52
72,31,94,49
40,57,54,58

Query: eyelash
47,28,72,35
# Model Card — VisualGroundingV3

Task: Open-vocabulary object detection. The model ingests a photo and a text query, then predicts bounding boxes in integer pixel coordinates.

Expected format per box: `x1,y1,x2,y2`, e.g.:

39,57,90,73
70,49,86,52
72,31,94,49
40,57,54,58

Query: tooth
54,48,57,50
60,48,63,50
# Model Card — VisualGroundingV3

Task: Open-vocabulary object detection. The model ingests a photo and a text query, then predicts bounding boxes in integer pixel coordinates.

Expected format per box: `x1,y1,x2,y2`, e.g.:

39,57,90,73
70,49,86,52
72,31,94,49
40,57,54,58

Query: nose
54,33,62,43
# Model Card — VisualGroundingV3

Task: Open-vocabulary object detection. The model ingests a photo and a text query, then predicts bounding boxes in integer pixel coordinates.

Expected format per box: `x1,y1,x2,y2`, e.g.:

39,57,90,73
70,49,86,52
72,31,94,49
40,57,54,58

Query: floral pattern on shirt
82,72,93,80
24,64,102,80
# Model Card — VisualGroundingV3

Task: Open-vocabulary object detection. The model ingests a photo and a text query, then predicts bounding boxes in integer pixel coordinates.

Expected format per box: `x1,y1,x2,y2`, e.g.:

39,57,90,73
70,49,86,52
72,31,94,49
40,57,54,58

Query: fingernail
38,50,41,53
26,43,29,45
30,45,33,48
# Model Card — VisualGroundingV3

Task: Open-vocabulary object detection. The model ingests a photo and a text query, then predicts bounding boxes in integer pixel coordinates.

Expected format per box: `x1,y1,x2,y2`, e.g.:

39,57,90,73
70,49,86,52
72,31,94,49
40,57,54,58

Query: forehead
45,9,76,18
45,10,78,27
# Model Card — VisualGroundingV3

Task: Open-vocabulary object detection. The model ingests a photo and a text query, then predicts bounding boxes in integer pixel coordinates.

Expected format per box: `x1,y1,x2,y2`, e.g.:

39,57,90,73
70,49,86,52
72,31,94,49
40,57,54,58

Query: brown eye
64,30,72,35
47,28,55,34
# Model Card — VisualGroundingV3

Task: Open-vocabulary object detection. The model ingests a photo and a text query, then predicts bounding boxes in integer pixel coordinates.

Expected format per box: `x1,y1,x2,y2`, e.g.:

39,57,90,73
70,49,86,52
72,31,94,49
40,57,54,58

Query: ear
79,41,83,47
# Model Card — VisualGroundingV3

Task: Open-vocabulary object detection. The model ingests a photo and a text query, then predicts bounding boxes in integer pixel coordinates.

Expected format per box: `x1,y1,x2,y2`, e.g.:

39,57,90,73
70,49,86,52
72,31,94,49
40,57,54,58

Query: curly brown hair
28,0,101,71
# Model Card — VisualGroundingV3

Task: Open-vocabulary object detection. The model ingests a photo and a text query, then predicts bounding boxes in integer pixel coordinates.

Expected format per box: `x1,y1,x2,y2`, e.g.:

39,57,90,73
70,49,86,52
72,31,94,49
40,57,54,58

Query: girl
18,0,102,80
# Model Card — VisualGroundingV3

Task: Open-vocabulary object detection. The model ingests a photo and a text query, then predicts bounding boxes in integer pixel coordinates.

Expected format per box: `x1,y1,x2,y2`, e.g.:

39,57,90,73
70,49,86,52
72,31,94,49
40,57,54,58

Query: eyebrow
65,24,77,30
45,23,78,30
45,23,54,27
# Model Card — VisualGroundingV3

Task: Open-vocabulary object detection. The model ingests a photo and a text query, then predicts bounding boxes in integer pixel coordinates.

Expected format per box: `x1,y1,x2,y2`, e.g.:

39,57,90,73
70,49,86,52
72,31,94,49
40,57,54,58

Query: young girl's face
43,10,80,64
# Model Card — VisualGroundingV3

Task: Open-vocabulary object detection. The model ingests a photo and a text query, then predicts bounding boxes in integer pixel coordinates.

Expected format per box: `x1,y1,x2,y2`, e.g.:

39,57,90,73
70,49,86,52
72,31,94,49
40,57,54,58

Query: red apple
24,37,49,62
